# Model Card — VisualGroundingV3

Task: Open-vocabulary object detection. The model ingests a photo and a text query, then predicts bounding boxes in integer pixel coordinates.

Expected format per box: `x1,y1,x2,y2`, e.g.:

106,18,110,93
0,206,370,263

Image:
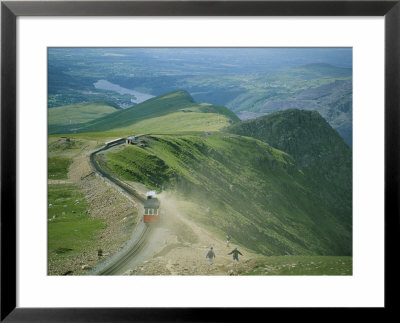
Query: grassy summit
51,90,240,135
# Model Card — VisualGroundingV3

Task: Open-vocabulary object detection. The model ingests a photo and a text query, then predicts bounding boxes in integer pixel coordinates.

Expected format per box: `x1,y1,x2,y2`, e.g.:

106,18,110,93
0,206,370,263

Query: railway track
87,135,151,275
97,222,150,275
89,136,147,204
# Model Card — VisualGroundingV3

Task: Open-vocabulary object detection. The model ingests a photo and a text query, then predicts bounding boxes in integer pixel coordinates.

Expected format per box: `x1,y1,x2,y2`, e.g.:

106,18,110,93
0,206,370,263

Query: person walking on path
226,235,231,247
206,247,216,264
228,246,243,261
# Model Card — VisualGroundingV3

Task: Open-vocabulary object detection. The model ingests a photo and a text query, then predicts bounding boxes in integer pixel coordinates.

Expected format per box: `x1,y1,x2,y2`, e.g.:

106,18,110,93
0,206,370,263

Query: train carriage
143,191,160,223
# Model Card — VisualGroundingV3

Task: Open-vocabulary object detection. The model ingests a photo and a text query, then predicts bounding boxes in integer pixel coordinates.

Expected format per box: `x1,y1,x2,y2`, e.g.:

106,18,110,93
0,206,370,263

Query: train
143,191,161,223
92,136,161,224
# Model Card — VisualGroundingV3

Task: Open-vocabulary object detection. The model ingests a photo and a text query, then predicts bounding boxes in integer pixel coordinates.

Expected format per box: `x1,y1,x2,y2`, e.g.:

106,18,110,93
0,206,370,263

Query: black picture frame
1,1,399,321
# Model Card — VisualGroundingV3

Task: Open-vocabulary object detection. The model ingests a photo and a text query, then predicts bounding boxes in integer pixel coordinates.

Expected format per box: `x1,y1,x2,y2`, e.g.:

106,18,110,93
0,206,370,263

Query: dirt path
49,138,256,275
125,192,257,276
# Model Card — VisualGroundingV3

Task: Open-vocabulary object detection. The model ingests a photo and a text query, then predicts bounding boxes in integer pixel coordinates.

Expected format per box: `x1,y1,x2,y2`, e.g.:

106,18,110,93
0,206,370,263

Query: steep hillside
105,131,352,256
50,90,240,134
228,109,352,230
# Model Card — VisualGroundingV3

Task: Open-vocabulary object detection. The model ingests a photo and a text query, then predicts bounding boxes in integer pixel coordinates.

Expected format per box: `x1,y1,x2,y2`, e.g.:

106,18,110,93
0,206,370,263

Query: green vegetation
107,145,171,191
49,90,240,134
49,132,124,142
48,137,84,153
80,90,197,132
116,111,232,133
49,101,119,126
48,184,105,262
105,124,351,256
244,256,352,275
227,109,352,228
48,156,72,179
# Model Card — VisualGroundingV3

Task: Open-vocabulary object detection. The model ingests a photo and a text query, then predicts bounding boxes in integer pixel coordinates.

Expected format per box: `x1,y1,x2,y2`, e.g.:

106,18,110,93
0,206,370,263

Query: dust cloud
124,190,252,275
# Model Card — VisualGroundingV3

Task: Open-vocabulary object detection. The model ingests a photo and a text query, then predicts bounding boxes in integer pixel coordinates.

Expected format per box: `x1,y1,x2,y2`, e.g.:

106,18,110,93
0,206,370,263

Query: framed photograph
1,0,399,321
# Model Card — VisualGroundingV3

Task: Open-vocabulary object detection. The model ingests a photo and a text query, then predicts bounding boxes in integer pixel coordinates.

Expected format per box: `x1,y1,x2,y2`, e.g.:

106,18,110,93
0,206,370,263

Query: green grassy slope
107,145,171,191
48,156,72,179
243,255,352,275
105,131,352,256
48,184,105,272
58,90,240,134
114,110,233,134
227,109,352,231
48,101,120,132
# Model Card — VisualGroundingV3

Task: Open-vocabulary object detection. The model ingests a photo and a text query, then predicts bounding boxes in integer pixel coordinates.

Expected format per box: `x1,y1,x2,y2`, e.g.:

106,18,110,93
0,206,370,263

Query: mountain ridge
104,109,352,256
227,109,352,232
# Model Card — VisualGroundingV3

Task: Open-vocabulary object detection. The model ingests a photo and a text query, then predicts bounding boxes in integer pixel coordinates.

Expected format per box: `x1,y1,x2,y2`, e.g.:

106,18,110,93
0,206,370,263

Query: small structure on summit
126,136,136,145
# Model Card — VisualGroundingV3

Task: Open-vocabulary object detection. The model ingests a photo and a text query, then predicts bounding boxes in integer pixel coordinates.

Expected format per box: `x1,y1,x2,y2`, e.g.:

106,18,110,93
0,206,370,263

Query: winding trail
87,136,152,275
86,135,253,276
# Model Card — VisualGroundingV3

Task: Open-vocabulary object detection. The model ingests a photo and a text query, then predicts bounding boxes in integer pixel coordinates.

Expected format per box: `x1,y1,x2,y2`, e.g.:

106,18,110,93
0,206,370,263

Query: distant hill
49,90,240,134
256,79,353,146
105,109,352,256
48,101,120,134
224,64,353,146
282,63,352,79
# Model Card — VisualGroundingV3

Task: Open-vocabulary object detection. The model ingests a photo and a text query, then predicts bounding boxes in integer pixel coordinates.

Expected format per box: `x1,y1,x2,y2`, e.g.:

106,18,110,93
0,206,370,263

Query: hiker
206,247,216,264
226,235,231,247
228,246,243,261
